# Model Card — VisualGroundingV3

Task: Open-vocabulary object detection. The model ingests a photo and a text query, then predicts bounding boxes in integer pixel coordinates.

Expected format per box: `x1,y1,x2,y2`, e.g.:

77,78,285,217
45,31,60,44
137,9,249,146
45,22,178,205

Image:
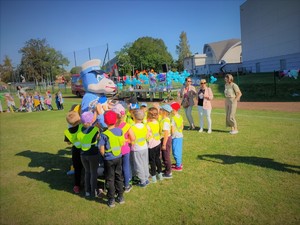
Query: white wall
241,0,300,65
222,45,242,63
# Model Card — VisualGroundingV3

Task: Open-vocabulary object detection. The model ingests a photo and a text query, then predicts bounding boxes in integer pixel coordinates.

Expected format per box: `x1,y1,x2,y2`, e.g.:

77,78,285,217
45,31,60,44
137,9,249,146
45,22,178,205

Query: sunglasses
187,80,192,83
201,82,206,84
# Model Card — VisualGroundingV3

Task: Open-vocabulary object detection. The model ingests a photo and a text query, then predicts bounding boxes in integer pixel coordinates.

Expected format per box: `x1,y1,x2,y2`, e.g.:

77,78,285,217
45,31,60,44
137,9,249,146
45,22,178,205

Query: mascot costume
80,59,117,126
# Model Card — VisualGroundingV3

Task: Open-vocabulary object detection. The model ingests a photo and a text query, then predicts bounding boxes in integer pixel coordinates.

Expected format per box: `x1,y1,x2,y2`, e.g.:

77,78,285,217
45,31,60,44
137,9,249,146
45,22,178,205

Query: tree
70,66,82,75
115,43,132,75
128,37,173,72
19,38,69,82
176,31,192,72
0,56,14,83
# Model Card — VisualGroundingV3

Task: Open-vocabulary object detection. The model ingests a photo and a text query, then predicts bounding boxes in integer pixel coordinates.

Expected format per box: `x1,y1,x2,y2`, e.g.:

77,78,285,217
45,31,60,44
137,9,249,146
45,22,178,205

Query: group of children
64,98,184,208
0,89,64,113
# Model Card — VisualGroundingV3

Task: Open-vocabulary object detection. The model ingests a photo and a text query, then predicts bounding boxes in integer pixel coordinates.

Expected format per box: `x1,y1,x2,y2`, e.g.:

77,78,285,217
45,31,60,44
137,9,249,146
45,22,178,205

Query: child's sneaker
152,175,157,183
124,184,133,193
73,186,80,194
117,195,125,204
96,188,106,198
157,173,163,181
172,163,183,168
107,198,116,208
145,180,150,185
138,182,147,188
163,173,173,179
172,165,183,172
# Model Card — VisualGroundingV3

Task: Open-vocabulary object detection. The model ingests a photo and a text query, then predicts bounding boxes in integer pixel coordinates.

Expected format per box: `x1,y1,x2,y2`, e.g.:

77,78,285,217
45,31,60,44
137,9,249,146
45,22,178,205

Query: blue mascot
80,59,117,126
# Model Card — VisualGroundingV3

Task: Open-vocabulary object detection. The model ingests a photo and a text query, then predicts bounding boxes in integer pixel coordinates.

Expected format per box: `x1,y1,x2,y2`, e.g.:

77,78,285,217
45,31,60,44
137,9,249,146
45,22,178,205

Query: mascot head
80,59,116,94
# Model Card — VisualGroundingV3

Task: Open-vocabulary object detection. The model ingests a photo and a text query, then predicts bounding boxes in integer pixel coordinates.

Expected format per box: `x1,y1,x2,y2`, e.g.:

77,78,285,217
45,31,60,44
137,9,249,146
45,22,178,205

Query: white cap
81,59,101,72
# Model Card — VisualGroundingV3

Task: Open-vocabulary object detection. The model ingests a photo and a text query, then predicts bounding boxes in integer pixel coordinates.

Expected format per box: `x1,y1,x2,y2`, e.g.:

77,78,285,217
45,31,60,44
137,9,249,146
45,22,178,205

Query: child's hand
161,145,166,151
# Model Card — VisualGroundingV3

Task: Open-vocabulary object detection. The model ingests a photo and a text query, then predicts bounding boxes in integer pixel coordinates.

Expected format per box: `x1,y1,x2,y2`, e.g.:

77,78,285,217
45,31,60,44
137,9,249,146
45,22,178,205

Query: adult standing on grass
224,74,242,134
179,77,197,130
197,79,214,134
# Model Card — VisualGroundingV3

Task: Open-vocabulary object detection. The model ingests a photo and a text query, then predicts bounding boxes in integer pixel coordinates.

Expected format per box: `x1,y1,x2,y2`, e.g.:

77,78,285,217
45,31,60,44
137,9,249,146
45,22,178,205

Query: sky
0,0,246,70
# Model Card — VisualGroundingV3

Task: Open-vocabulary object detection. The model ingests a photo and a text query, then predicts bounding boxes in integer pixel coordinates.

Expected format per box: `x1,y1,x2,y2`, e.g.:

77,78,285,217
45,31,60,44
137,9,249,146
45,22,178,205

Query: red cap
104,110,117,125
170,102,180,111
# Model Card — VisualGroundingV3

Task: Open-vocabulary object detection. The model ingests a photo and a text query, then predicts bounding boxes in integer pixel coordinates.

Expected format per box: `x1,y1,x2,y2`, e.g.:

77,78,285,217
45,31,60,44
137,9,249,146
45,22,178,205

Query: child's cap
81,111,94,124
141,102,147,107
98,96,107,104
129,103,139,110
160,104,172,113
112,103,125,116
170,102,180,111
66,111,81,126
104,110,117,125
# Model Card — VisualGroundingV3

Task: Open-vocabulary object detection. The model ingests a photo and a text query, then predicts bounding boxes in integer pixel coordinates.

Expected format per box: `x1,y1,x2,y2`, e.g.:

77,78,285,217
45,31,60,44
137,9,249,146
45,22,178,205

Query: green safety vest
64,124,82,148
159,117,171,138
77,126,98,151
103,129,124,156
172,115,183,133
131,124,147,146
147,121,160,141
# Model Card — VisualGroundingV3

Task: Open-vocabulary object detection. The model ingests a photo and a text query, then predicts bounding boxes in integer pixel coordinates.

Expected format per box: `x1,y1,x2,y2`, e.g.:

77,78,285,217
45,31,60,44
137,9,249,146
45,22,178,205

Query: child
45,91,53,111
95,95,109,130
140,102,148,124
170,102,184,171
159,104,173,178
78,111,100,197
4,93,18,112
58,90,64,110
99,110,125,208
126,103,139,126
147,107,163,182
33,92,41,111
129,109,150,187
64,110,84,194
112,103,134,193
55,92,61,110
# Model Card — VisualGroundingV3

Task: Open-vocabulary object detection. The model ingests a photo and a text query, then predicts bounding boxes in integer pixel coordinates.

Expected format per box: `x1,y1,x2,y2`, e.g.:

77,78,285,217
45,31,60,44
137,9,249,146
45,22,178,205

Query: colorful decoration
279,69,299,79
210,75,217,84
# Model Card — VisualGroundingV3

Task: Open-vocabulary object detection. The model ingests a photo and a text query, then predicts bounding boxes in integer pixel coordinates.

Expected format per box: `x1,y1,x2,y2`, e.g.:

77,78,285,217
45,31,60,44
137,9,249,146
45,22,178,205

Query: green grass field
1,96,299,225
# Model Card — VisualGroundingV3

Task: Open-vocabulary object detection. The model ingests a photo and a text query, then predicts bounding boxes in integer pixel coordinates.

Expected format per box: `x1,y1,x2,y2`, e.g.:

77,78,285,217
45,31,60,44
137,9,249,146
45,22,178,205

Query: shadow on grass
183,125,228,133
16,149,73,193
197,154,300,174
16,149,107,204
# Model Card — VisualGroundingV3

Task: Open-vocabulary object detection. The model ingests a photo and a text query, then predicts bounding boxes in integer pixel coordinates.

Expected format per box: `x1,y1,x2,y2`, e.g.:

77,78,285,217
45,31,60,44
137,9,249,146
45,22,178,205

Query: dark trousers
104,157,124,199
81,154,99,197
149,144,162,176
72,146,83,187
161,136,172,175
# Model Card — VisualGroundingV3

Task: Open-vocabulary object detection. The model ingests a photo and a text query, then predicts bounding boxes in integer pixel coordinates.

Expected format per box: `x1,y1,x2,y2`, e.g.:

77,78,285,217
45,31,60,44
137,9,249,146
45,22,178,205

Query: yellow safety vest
159,117,171,138
143,111,148,124
64,124,82,148
103,130,124,156
172,115,183,133
121,122,131,135
77,126,98,151
131,124,147,146
126,113,135,126
147,121,160,141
